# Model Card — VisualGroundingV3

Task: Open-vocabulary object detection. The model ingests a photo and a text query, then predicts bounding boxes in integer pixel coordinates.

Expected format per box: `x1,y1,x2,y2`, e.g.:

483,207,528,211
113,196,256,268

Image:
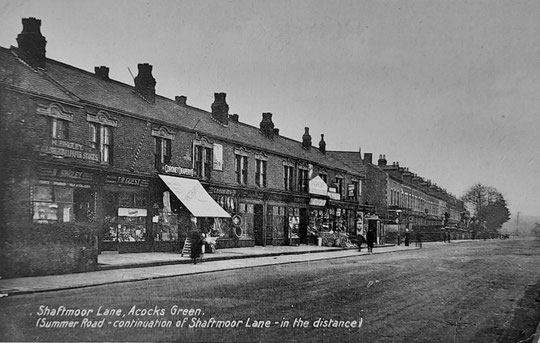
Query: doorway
253,204,264,245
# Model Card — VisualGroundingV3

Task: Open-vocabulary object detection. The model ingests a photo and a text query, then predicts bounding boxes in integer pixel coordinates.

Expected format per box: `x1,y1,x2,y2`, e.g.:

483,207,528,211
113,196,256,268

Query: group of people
357,228,376,254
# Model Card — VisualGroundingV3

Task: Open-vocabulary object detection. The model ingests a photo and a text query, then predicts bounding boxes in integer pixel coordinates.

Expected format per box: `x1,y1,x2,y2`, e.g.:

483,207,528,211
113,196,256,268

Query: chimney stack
94,66,110,80
134,63,156,103
377,154,387,166
273,128,280,136
211,93,229,125
229,114,239,122
259,112,275,138
364,153,373,164
302,127,312,150
17,17,47,68
319,134,326,154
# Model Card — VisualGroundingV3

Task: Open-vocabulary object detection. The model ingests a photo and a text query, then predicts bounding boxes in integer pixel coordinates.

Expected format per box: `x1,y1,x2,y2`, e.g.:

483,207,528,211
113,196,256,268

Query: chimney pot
17,17,47,68
229,113,239,122
175,95,187,106
302,127,312,150
134,63,156,103
273,128,279,135
377,154,387,166
319,134,326,154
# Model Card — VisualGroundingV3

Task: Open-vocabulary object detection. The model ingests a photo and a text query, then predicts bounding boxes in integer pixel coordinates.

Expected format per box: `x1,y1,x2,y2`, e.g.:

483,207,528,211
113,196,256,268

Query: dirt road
0,239,539,342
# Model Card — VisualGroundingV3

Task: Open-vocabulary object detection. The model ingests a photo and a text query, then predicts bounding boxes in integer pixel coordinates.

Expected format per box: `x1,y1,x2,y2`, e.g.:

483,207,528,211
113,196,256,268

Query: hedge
0,223,99,278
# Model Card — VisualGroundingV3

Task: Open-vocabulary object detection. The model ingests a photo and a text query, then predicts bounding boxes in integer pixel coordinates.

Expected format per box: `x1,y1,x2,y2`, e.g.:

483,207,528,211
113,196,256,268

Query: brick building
0,18,364,255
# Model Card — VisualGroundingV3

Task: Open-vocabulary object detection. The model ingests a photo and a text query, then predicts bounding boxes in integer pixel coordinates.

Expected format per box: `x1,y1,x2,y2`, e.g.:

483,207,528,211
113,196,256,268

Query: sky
1,0,539,217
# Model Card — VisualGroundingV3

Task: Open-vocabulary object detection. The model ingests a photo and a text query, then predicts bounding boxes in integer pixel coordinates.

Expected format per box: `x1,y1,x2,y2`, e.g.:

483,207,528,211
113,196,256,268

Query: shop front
101,173,151,253
32,164,97,225
154,174,230,253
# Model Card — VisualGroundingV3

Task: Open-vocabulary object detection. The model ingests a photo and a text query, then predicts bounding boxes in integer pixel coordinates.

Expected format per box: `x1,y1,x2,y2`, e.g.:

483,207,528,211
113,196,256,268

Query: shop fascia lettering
163,164,194,177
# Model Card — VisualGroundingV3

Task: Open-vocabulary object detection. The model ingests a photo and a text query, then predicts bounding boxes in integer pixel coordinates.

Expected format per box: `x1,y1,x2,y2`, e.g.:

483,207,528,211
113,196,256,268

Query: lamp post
396,210,402,245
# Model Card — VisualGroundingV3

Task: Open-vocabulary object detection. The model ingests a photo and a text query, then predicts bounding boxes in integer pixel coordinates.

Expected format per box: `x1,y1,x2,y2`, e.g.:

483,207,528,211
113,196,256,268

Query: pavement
0,242,418,296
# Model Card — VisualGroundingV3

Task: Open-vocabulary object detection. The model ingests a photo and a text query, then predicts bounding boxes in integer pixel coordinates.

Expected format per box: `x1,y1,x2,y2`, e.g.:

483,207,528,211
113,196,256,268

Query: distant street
1,239,539,343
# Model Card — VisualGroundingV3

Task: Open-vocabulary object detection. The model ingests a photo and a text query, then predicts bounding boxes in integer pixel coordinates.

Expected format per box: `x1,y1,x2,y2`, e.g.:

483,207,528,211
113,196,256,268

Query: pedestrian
366,228,375,254
404,229,410,246
415,231,423,248
189,217,203,264
447,231,451,243
357,234,366,252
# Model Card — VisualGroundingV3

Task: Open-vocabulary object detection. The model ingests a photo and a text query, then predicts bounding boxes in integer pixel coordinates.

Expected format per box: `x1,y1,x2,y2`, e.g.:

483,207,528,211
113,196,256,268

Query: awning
159,175,230,218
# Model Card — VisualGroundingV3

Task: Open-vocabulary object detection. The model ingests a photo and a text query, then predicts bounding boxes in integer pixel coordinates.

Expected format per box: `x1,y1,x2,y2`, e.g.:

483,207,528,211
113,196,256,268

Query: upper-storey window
154,137,171,169
152,126,175,170
194,145,212,180
235,155,248,185
298,166,309,192
349,180,359,200
50,117,69,140
335,176,344,196
87,110,117,165
284,163,294,191
255,158,267,187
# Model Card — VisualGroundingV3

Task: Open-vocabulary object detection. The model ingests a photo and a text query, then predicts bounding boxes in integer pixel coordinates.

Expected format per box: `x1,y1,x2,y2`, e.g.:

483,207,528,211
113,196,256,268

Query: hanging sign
309,176,328,196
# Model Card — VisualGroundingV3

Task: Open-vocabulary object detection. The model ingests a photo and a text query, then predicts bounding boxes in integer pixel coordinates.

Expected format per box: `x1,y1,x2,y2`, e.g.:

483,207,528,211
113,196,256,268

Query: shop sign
348,184,356,197
106,174,150,187
309,176,328,196
239,190,265,200
328,191,341,201
207,186,237,196
162,164,194,177
35,139,99,162
309,198,326,207
37,179,91,189
118,208,147,217
38,167,94,182
212,143,223,171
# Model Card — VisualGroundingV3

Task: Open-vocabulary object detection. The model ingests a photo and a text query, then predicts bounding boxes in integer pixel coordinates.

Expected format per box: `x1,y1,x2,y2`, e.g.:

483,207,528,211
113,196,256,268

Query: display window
102,189,148,242
32,184,94,224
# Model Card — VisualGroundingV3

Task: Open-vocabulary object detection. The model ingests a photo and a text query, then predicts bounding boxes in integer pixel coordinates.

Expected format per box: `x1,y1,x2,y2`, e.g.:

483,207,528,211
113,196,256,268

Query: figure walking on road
415,231,423,248
366,228,375,254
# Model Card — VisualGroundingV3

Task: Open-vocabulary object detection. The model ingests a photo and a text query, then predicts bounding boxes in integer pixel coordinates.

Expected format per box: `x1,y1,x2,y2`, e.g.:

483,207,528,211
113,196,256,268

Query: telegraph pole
515,212,520,236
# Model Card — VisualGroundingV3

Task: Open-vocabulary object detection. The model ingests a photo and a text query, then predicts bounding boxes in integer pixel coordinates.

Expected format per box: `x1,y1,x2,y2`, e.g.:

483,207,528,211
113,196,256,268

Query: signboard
106,174,150,187
35,139,99,162
309,176,328,196
118,208,148,217
163,164,194,177
309,198,326,207
213,143,223,171
328,191,341,201
38,167,94,182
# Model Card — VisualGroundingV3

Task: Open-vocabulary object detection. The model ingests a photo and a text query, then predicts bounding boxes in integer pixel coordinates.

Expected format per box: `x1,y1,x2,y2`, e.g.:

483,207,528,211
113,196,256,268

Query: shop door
299,208,309,244
253,204,264,246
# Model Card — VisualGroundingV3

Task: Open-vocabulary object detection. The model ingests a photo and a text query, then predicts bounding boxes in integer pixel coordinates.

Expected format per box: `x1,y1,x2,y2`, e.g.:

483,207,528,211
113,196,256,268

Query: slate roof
326,151,366,178
0,46,362,177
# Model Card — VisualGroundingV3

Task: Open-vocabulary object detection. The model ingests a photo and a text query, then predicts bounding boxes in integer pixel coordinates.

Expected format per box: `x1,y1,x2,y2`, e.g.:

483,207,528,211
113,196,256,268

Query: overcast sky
1,0,539,217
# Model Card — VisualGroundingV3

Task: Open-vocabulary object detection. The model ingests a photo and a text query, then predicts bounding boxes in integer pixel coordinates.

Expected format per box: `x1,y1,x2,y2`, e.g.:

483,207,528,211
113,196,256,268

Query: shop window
255,159,267,187
89,123,113,164
284,165,294,191
49,117,69,140
154,137,172,169
33,185,94,223
298,168,309,192
235,154,248,185
194,145,212,180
